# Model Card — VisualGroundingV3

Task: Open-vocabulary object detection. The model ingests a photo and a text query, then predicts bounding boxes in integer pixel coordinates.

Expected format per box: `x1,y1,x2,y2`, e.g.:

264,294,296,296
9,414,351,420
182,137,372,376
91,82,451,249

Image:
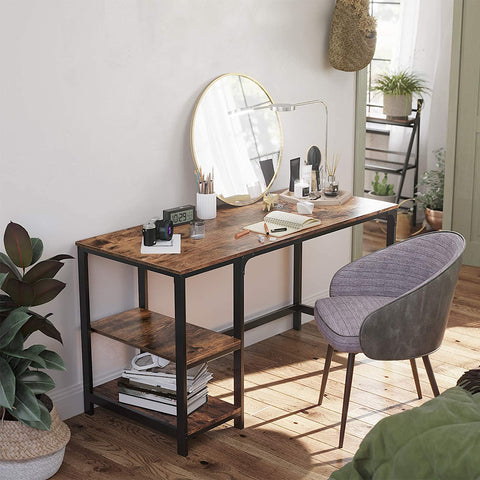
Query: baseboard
52,288,328,421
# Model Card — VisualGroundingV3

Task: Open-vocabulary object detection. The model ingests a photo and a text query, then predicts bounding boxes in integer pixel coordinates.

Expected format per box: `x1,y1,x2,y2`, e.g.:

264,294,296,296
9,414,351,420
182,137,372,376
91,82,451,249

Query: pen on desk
264,222,270,236
271,227,287,233
234,229,250,239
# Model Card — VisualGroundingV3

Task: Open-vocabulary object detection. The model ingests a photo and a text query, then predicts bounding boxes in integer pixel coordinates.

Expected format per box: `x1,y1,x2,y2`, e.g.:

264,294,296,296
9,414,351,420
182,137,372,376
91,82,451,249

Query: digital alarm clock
163,205,196,226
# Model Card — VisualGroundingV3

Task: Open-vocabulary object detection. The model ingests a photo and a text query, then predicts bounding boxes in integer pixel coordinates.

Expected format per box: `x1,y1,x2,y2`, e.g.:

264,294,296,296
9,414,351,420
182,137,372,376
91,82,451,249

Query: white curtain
388,0,454,172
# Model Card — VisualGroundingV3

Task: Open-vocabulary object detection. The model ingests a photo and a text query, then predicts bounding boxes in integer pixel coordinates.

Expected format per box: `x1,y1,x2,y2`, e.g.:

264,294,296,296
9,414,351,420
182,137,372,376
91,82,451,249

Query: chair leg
422,355,440,397
410,358,422,399
339,353,356,449
318,344,334,405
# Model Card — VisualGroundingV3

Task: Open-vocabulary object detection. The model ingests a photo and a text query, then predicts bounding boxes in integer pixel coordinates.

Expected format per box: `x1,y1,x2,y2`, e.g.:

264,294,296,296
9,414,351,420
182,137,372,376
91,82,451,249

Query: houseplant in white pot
416,148,445,230
372,70,429,119
0,222,72,480
366,171,396,203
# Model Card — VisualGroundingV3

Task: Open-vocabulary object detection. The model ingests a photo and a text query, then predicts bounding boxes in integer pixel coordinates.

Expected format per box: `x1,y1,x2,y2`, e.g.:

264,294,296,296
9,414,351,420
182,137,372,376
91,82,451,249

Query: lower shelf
93,378,241,436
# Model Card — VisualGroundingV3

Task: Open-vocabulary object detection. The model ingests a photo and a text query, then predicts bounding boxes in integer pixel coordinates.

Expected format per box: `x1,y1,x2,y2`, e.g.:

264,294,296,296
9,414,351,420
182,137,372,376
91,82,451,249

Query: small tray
278,190,352,206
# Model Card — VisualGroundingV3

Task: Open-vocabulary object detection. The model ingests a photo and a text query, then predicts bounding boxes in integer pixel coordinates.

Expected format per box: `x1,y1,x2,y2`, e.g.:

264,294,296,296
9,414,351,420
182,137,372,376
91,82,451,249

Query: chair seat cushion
314,296,392,353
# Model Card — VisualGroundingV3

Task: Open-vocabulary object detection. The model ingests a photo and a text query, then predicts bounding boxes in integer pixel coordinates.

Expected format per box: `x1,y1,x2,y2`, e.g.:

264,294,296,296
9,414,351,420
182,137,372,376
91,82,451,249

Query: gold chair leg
318,344,334,405
410,358,422,399
339,353,355,449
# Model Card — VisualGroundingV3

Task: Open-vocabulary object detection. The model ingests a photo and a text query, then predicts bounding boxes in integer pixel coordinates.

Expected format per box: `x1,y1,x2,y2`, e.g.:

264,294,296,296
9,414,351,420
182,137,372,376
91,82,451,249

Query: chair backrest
331,231,465,298
359,231,465,360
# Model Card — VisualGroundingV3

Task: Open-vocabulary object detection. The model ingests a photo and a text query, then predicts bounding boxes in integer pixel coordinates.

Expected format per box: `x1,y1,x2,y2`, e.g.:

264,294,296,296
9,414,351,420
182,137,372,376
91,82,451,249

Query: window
367,1,402,115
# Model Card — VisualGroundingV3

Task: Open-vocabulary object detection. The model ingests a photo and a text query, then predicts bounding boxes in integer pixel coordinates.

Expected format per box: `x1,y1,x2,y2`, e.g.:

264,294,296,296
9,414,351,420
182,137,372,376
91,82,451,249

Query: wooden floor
54,230,480,479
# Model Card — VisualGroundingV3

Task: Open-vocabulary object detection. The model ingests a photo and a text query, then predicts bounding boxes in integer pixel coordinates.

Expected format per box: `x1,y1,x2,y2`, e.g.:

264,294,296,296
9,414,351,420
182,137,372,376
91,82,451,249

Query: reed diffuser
324,154,340,197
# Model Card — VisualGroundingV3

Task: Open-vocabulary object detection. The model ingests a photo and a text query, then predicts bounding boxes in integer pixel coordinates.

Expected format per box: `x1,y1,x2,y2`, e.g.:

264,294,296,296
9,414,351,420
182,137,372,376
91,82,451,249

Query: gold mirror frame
190,73,283,206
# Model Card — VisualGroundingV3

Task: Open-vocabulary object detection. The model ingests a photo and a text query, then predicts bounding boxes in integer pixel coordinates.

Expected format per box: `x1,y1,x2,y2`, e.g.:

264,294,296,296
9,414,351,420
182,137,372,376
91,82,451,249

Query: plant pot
366,191,396,204
425,207,443,231
0,399,70,480
383,93,412,119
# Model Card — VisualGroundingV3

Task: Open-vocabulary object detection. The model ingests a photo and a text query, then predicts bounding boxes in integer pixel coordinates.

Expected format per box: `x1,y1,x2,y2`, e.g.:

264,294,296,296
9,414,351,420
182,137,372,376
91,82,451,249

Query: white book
121,373,213,394
244,211,321,237
118,385,208,407
119,391,207,416
140,234,181,254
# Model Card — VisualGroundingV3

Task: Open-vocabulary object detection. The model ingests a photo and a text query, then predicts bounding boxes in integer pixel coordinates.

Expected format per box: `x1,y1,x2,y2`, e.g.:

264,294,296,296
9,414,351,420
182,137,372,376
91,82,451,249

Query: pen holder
196,193,216,219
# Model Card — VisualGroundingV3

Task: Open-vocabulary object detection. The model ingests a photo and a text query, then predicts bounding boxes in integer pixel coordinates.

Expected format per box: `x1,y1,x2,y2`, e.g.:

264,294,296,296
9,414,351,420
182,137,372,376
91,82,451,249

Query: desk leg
174,276,188,456
78,247,94,416
138,266,147,309
385,210,398,246
293,242,302,331
233,259,245,429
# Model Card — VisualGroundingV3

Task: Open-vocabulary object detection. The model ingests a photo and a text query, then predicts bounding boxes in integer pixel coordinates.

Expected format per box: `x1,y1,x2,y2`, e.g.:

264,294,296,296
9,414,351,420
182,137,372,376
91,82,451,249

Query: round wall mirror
191,74,283,206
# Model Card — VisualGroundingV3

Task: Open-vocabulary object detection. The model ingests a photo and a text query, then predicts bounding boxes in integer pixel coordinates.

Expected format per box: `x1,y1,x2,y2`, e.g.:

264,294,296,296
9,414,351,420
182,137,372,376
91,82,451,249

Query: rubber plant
0,222,72,430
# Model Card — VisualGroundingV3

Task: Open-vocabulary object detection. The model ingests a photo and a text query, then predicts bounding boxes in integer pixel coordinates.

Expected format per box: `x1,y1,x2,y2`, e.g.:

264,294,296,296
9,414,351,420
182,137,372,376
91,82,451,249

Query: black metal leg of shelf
293,242,303,330
138,266,147,309
233,258,245,429
78,247,94,415
413,118,420,226
174,275,188,456
396,121,418,205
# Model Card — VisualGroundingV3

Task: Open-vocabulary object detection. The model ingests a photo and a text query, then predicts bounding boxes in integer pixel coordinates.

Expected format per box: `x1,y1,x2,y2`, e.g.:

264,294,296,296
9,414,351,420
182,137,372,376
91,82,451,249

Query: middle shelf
91,307,242,368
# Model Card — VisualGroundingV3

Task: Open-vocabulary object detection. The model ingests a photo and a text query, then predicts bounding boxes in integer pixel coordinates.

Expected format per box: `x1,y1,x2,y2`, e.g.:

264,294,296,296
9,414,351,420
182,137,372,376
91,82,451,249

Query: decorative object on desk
118,356,212,416
142,221,156,246
307,145,322,192
150,218,174,242
244,210,321,238
141,234,181,254
262,193,278,212
416,148,445,230
366,171,396,203
196,193,216,220
324,153,340,197
297,201,314,215
191,73,282,206
163,205,195,227
372,70,429,119
0,222,72,480
190,220,205,239
289,157,300,192
279,189,352,206
294,179,309,199
328,0,377,72
302,163,312,194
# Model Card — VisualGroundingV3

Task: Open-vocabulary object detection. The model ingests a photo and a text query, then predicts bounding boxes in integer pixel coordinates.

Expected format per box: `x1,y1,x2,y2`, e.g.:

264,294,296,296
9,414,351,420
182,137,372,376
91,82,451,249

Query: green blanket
331,387,480,480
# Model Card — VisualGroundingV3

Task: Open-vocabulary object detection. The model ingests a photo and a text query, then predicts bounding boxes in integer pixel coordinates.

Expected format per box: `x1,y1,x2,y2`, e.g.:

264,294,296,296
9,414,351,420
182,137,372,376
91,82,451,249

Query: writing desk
76,196,397,456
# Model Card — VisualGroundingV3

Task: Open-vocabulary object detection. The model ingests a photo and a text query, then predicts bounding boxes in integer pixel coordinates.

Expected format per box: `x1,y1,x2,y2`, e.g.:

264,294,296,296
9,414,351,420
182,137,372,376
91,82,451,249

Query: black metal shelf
366,99,422,225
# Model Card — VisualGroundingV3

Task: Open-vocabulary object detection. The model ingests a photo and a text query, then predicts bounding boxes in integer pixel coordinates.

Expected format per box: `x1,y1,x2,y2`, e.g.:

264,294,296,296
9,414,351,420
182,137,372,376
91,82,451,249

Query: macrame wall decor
328,0,377,72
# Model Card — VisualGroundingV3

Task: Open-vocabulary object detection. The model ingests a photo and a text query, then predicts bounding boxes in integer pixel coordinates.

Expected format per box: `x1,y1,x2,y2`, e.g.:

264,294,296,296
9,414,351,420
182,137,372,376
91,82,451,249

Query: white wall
0,0,356,419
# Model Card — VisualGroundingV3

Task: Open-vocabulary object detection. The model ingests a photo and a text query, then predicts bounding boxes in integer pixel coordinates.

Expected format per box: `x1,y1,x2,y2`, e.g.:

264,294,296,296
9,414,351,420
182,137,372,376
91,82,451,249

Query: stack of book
118,362,212,415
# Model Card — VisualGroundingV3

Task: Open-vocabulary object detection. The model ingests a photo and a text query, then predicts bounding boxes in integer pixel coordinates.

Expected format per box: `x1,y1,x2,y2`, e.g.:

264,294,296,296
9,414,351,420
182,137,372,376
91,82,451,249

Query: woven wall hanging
328,0,377,72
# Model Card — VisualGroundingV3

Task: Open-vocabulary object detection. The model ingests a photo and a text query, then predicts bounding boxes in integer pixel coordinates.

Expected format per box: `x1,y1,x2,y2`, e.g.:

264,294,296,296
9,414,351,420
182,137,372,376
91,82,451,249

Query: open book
244,211,321,237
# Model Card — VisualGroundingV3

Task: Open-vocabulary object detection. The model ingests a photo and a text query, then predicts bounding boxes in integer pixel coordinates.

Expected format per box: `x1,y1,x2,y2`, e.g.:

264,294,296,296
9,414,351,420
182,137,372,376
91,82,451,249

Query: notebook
244,211,321,237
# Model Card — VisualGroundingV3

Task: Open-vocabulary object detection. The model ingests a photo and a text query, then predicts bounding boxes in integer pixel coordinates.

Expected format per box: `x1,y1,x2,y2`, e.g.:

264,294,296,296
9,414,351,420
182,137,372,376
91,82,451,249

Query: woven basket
329,0,377,72
0,405,70,480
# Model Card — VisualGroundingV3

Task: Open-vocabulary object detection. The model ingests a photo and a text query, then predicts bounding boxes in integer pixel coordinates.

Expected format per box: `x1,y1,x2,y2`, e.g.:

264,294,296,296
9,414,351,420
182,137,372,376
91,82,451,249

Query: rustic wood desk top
76,196,397,276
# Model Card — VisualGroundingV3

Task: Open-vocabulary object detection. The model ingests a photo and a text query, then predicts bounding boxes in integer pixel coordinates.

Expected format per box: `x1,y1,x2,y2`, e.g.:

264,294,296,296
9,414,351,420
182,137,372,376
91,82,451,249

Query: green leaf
39,349,66,371
18,399,51,430
2,278,35,306
0,272,7,289
21,312,63,344
32,279,65,306
0,308,29,349
10,357,31,376
18,370,55,394
30,238,43,265
0,356,15,409
23,260,63,284
0,252,22,280
4,345,47,369
0,295,16,313
8,382,41,423
4,222,33,269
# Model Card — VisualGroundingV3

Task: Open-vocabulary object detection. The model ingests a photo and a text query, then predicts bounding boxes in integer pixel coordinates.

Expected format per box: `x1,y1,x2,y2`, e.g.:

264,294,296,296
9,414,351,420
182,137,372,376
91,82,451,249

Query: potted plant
366,171,396,203
0,222,72,480
416,148,445,230
372,70,429,118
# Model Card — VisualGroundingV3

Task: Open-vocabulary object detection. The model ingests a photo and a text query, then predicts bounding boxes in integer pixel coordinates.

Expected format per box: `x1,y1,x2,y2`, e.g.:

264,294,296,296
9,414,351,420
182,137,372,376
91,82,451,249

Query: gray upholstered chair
314,231,465,448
